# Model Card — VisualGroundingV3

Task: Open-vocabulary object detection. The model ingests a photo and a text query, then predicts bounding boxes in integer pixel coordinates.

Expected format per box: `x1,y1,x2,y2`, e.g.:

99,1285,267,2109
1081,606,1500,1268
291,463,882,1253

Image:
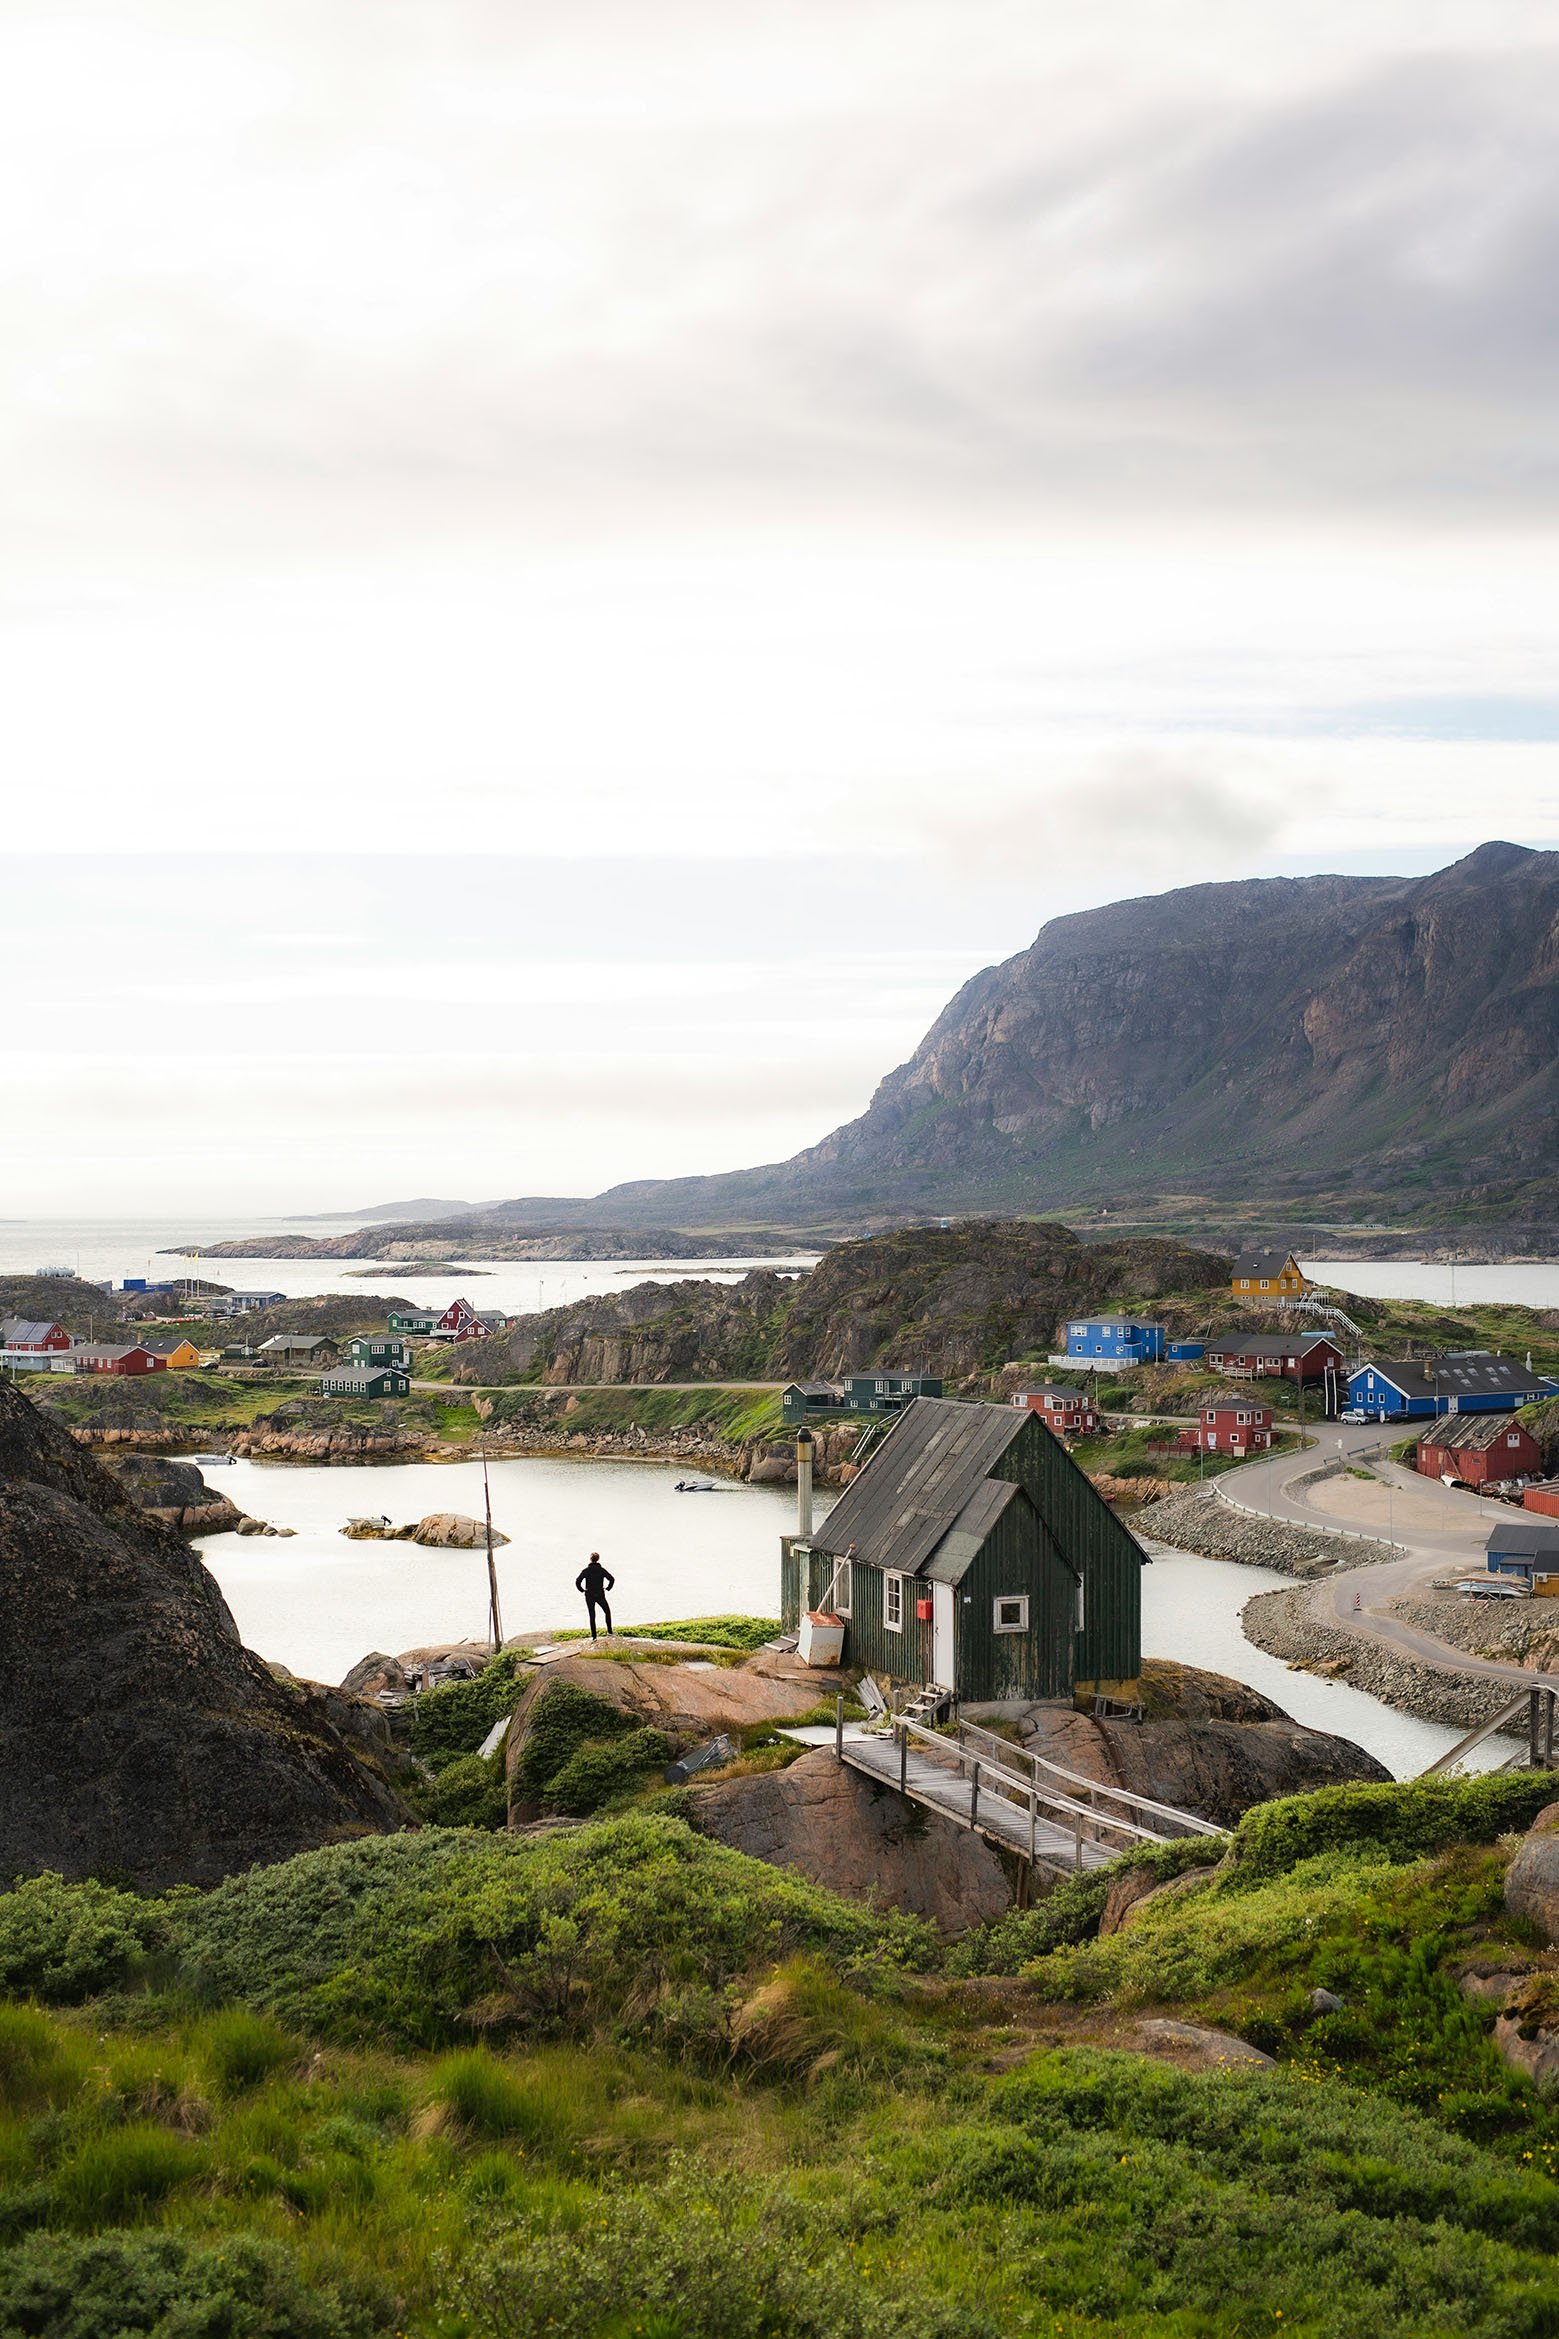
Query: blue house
1486,1520,1559,1587
1347,1353,1554,1422
1064,1319,1166,1366
1166,1339,1205,1363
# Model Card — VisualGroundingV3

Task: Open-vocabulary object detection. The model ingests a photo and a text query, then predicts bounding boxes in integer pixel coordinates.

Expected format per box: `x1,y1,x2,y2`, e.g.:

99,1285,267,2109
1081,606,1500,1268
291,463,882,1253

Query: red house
1528,1482,1559,1521
71,1343,166,1376
1205,1332,1343,1383
0,1317,72,1352
1191,1398,1274,1456
432,1297,486,1343
1012,1386,1099,1436
1418,1416,1541,1489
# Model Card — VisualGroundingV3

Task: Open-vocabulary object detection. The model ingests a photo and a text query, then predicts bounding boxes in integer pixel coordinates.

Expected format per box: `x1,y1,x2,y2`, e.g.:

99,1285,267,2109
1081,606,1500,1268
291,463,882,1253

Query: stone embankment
73,1422,434,1464
1137,1483,1390,1579
469,1409,861,1485
1240,1583,1521,1732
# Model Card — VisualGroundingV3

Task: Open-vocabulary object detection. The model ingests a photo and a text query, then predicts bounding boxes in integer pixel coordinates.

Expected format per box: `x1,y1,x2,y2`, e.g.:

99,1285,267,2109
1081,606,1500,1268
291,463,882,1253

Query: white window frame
993,1593,1028,1634
884,1571,903,1632
833,1558,852,1618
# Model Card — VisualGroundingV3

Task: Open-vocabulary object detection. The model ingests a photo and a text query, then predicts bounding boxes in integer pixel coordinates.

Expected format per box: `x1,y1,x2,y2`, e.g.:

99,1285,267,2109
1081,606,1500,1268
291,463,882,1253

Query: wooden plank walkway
839,1730,1121,1871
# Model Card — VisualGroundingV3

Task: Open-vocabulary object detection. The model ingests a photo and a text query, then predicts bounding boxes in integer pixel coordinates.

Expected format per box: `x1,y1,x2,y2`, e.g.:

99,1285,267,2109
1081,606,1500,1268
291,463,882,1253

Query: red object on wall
915,1595,934,1622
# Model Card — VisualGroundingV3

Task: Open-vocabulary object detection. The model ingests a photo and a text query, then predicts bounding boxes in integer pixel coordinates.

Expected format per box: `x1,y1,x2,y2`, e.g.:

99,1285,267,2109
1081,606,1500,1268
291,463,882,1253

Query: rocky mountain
173,1224,783,1261
447,1220,1228,1385
0,1376,409,1888
458,841,1559,1238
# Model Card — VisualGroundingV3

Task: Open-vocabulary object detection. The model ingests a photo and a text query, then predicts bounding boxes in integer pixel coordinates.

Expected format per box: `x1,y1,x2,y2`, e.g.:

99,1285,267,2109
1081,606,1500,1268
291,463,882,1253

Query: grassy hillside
5,1779,1559,2334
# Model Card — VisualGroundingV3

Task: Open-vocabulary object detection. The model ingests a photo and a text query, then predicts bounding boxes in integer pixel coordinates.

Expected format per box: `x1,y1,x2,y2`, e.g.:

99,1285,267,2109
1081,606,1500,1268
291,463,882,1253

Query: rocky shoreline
1136,1482,1392,1579
1239,1581,1522,1733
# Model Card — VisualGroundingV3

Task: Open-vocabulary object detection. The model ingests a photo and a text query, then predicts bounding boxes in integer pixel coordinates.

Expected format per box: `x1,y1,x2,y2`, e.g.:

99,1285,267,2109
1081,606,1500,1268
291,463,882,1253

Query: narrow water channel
197,1455,1499,1779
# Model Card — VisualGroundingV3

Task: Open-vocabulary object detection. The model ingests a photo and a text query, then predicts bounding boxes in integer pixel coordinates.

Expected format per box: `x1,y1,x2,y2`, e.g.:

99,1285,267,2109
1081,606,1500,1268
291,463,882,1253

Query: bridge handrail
887,1715,1178,1848
955,1717,1226,1836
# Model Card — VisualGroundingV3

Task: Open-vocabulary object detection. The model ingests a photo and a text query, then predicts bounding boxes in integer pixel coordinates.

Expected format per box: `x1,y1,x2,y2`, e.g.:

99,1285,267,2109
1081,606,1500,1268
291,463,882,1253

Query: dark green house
387,1309,436,1337
320,1363,410,1399
780,1397,1143,1705
347,1334,413,1371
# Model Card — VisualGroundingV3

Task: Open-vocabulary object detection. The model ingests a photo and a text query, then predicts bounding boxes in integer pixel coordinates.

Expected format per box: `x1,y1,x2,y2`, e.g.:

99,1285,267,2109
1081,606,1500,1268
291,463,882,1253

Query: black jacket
576,1561,615,1597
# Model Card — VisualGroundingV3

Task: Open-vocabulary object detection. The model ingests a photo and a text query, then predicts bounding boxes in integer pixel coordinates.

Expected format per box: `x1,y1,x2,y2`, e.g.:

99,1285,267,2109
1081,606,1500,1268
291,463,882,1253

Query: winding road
1219,1421,1558,1693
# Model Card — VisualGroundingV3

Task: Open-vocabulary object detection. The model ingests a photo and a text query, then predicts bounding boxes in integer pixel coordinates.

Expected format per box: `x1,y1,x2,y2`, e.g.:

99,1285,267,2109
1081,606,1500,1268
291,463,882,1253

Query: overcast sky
4,0,1558,1221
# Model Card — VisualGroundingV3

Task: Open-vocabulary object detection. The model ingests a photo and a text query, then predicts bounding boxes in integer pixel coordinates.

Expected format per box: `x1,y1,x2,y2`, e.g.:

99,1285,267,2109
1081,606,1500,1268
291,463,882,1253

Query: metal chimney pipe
796,1430,814,1539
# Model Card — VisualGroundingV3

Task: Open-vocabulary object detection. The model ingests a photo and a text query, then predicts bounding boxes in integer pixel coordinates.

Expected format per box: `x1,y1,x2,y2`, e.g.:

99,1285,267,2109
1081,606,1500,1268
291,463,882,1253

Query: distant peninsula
164,1222,808,1264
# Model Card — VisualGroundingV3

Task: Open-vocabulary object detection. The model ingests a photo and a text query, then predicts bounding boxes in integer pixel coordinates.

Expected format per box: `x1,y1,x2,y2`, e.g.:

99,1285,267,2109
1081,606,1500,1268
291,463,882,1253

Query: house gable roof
1208,1332,1337,1359
1232,1249,1303,1279
813,1394,1042,1581
1488,1521,1559,1561
1423,1415,1540,1454
1359,1355,1551,1403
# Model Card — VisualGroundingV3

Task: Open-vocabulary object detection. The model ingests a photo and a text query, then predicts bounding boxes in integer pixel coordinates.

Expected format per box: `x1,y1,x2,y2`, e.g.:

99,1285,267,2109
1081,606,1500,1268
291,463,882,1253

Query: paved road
1219,1424,1555,1694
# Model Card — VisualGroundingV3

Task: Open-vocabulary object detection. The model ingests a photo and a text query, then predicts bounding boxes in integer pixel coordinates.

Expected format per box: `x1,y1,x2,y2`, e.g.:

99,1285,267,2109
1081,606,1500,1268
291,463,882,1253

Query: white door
932,1581,956,1690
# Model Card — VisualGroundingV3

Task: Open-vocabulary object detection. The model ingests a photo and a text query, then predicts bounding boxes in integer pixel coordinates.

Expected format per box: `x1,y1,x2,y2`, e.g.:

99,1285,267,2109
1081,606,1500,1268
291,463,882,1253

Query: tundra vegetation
6,1772,1559,2334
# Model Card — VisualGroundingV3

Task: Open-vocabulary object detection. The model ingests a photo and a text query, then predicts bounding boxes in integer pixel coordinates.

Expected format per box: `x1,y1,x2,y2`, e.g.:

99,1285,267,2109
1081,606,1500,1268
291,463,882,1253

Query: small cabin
0,1318,71,1353
347,1335,414,1371
1063,1319,1165,1366
138,1335,203,1370
1417,1417,1541,1488
1230,1249,1307,1300
388,1309,437,1337
1192,1399,1274,1455
780,1397,1143,1704
841,1371,943,1412
71,1343,165,1377
257,1334,339,1369
320,1364,410,1399
782,1380,850,1426
1012,1386,1099,1436
1487,1520,1559,1595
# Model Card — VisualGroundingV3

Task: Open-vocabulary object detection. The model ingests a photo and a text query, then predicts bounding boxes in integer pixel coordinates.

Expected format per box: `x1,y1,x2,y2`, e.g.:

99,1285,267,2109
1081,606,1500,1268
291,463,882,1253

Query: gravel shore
1137,1483,1390,1578
1241,1582,1523,1732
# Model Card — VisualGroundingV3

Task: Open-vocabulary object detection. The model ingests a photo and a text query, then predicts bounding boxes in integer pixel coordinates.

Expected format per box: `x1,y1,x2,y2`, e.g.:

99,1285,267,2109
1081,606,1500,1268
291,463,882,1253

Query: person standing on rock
576,1552,615,1641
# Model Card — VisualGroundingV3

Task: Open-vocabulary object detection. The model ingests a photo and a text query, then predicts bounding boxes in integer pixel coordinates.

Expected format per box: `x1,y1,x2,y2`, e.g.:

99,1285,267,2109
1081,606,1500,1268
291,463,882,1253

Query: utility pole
482,1448,503,1654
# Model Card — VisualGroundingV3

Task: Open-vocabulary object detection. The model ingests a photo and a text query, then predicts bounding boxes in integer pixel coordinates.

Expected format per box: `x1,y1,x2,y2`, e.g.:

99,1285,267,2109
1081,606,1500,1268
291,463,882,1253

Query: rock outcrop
0,1377,410,1889
1011,1659,1390,1827
1505,1802,1559,1944
690,1750,1015,1935
97,1452,251,1535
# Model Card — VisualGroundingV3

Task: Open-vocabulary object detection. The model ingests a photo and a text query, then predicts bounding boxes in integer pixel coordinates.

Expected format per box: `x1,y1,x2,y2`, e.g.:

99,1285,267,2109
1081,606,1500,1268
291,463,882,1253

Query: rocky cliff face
450,1222,1227,1386
472,842,1559,1233
0,1377,410,1888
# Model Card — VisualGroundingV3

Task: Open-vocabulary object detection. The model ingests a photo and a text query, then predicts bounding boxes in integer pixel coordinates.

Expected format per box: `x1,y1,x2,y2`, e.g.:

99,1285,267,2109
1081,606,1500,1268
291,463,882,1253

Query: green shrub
625,1617,779,1652
0,1875,171,2004
54,2126,205,2224
0,2008,92,2115
409,1650,528,1772
542,1728,671,1815
424,2050,578,2148
176,1819,934,2047
0,2227,384,2338
413,1752,509,1830
509,1681,635,1805
195,2010,297,2098
949,1837,1225,1974
1230,1773,1559,1880
447,2158,987,2339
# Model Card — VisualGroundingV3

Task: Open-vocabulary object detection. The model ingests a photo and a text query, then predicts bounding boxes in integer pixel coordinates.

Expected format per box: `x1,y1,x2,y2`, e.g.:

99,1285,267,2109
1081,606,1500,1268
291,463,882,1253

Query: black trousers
586,1594,612,1639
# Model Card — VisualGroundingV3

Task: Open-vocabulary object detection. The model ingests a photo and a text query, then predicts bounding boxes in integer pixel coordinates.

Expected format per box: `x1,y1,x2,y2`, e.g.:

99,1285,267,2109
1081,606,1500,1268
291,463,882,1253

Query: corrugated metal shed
807,1399,1029,1580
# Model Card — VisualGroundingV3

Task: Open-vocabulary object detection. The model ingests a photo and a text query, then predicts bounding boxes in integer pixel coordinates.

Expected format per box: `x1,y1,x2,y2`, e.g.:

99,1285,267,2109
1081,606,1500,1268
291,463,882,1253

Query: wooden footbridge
834,1704,1227,1875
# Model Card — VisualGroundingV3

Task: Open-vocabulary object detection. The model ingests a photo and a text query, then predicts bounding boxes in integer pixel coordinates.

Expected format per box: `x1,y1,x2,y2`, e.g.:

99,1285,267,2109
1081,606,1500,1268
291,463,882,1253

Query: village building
387,1308,437,1337
346,1335,414,1371
320,1363,411,1399
137,1335,204,1370
1012,1386,1100,1436
781,1373,942,1426
1526,1482,1559,1522
1205,1331,1344,1383
257,1334,340,1369
1486,1519,1559,1594
1165,1339,1205,1363
71,1343,165,1376
0,1347,76,1375
0,1318,72,1352
1230,1249,1307,1300
427,1298,486,1342
221,1291,286,1316
1063,1318,1165,1365
1348,1354,1554,1421
1177,1398,1275,1456
781,1380,850,1426
1416,1416,1542,1488
781,1396,1143,1703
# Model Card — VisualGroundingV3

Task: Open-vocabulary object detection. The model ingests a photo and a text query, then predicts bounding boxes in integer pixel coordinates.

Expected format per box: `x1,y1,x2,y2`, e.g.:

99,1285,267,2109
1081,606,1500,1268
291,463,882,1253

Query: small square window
993,1595,1028,1634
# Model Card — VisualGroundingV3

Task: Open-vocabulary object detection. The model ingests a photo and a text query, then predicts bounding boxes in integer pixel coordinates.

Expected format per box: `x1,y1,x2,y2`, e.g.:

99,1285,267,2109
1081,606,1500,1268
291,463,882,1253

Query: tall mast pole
482,1448,503,1653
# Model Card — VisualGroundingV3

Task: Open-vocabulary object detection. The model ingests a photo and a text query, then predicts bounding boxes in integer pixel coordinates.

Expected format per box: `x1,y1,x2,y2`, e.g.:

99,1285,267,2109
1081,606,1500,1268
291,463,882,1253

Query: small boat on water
192,1451,237,1466
673,1480,722,1493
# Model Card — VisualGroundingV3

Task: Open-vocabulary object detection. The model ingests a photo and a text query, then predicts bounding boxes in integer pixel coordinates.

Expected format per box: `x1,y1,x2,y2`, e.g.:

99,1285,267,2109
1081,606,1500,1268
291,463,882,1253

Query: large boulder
689,1749,1014,1935
1504,1802,1559,1944
410,1513,510,1548
0,1377,411,1888
97,1452,249,1535
1011,1661,1389,1829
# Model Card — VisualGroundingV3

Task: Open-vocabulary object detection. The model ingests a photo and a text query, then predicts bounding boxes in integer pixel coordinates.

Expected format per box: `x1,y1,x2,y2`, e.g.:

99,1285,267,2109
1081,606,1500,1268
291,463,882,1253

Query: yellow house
140,1334,203,1370
1231,1248,1307,1301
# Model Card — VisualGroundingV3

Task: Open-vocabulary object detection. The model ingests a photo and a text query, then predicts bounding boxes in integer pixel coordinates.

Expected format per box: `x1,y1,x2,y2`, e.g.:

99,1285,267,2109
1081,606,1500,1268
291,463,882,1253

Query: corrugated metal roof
1209,1332,1337,1359
1232,1249,1302,1278
1422,1415,1540,1454
922,1477,1026,1584
1364,1355,1552,1402
1488,1521,1559,1560
808,1397,1030,1580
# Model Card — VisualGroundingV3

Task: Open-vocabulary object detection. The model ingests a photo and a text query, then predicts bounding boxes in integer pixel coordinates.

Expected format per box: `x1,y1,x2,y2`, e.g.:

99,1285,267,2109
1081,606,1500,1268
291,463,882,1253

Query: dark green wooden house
387,1309,436,1337
347,1334,413,1370
780,1397,1143,1704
